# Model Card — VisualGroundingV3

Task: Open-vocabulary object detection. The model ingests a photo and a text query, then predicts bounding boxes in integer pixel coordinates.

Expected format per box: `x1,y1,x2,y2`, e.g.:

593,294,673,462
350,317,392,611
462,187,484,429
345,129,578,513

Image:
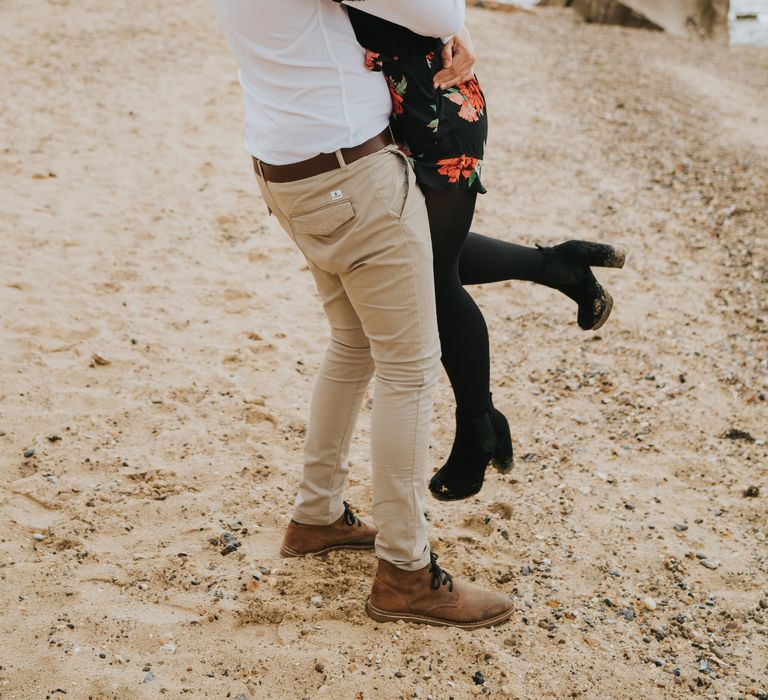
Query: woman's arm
340,0,466,39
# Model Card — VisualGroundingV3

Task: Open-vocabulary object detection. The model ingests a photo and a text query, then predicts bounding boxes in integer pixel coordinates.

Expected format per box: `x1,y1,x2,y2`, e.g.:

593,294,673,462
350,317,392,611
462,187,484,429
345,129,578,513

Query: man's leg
292,271,374,525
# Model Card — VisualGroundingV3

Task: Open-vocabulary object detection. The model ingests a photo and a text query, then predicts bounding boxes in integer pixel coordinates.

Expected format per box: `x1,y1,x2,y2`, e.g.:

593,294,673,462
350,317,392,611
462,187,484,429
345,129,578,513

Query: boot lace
343,501,362,527
428,552,454,592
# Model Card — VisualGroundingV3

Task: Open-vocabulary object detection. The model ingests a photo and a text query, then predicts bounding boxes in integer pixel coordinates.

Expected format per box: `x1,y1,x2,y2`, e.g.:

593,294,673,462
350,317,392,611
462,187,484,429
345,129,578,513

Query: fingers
440,39,454,69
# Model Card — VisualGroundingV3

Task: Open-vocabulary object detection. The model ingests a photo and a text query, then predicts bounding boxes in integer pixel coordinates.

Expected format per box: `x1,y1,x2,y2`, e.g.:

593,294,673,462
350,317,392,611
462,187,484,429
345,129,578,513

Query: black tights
423,187,545,419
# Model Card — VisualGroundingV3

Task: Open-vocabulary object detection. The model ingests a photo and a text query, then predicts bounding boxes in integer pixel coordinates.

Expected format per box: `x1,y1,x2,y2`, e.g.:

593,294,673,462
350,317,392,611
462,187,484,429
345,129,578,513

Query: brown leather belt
253,128,393,183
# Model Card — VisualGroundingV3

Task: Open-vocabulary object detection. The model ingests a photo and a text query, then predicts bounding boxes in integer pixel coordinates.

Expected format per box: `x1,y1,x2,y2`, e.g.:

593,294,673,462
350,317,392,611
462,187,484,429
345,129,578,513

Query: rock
618,608,635,621
143,671,155,683
259,565,271,575
700,559,719,570
472,671,485,685
311,595,324,607
673,524,688,532
47,435,62,442
23,449,35,458
314,662,324,673
32,533,46,541
722,428,755,442
160,643,177,654
698,658,711,674
743,486,760,498
394,671,404,678
695,552,707,560
643,597,657,611
91,353,111,366
648,656,664,667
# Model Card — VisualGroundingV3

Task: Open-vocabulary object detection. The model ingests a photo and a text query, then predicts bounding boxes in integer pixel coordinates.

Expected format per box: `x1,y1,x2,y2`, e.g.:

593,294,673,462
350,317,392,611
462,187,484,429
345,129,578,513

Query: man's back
211,0,465,165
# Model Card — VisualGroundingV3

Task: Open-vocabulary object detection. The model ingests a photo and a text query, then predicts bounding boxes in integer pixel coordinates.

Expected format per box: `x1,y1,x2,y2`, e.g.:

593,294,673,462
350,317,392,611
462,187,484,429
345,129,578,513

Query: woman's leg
422,187,513,501
423,188,489,419
459,232,544,285
458,232,627,331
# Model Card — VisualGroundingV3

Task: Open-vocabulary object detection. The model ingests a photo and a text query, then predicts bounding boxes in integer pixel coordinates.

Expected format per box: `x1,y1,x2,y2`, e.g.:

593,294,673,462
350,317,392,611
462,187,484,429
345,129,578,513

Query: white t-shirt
211,0,465,165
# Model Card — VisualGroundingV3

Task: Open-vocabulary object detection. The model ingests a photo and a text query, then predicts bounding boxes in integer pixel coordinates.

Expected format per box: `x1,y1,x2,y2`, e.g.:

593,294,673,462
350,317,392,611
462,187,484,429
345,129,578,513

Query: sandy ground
1,2,767,698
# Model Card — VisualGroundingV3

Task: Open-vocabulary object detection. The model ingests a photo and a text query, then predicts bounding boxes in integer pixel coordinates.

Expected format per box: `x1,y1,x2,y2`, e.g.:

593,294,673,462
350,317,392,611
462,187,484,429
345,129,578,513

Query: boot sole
280,542,375,558
366,599,513,629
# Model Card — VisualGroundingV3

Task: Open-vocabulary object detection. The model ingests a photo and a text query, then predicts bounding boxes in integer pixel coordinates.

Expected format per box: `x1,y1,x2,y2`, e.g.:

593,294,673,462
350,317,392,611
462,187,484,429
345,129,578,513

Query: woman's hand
433,26,477,90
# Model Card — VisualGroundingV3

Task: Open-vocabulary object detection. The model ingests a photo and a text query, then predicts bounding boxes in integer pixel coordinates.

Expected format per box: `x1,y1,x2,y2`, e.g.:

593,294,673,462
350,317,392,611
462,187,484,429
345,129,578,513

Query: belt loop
254,157,267,180
335,149,347,169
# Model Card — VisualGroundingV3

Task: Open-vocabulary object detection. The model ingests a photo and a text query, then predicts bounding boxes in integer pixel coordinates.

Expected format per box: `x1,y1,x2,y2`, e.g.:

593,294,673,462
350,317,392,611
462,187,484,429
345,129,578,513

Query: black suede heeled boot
429,396,513,502
536,241,627,331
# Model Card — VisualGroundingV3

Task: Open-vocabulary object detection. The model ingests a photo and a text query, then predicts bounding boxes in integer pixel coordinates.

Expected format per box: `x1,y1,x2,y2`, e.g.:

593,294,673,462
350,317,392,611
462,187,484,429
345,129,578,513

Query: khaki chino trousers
254,146,441,570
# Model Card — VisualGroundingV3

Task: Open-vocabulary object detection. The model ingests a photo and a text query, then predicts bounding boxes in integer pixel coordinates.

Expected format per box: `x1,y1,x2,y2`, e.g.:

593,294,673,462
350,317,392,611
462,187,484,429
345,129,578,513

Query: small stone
673,524,688,532
143,671,155,683
32,533,46,541
700,560,719,570
91,353,111,366
314,662,324,673
24,449,35,458
394,671,404,678
759,598,767,610
695,552,707,560
648,656,664,667
161,643,177,654
259,565,271,575
99,653,106,659
743,486,760,498
47,435,62,442
721,428,754,442
138,582,149,590
311,595,324,607
643,597,657,611
472,671,485,685
618,608,635,621
698,658,711,674
190,578,201,585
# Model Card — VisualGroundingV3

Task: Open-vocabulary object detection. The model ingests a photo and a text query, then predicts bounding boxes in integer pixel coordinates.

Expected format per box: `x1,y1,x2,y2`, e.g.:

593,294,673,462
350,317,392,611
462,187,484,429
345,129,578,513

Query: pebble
695,552,707,560
311,595,324,607
23,449,35,458
698,658,711,674
700,560,719,570
648,656,664,667
618,609,635,621
259,565,271,575
472,671,485,685
161,643,177,654
394,671,404,678
143,671,155,683
673,524,688,532
32,533,45,541
643,597,657,611
743,486,760,498
99,653,106,659
314,662,324,673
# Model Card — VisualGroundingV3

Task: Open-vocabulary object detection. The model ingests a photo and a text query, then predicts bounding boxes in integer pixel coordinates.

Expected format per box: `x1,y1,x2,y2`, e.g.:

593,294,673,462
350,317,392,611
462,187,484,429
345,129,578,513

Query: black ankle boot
429,396,513,502
536,240,626,331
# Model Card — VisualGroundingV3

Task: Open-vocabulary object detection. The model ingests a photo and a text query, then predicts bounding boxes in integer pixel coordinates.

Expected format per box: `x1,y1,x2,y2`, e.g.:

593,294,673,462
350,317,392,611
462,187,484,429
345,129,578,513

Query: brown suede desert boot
280,501,378,557
366,552,513,629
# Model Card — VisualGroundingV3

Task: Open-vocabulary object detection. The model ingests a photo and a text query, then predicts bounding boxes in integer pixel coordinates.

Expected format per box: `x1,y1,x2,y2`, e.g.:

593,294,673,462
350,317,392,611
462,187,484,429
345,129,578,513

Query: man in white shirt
212,0,513,629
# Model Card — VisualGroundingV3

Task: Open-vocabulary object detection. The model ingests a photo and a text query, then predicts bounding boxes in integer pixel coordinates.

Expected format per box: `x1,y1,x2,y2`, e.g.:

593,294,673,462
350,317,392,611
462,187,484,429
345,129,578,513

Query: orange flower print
444,78,485,123
461,79,485,113
364,50,383,72
436,155,480,184
387,75,407,117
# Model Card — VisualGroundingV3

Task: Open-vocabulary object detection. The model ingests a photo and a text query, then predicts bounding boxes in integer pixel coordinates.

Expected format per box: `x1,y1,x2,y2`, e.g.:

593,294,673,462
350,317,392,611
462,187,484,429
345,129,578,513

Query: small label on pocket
330,189,343,201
